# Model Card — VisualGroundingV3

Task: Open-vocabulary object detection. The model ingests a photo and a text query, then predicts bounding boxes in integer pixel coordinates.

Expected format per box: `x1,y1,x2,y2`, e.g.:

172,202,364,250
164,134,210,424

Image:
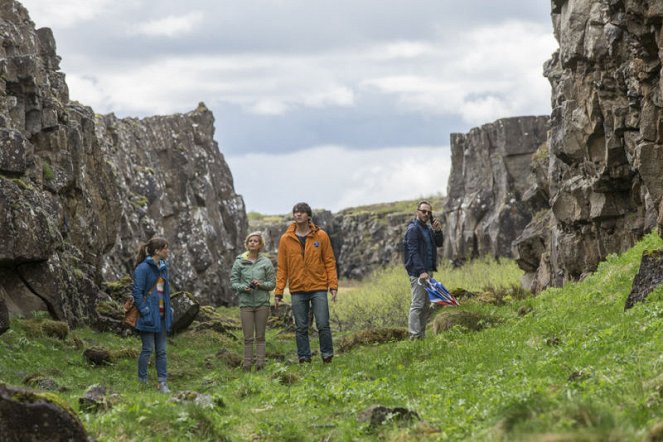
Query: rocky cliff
443,116,549,264
0,0,245,326
515,0,663,291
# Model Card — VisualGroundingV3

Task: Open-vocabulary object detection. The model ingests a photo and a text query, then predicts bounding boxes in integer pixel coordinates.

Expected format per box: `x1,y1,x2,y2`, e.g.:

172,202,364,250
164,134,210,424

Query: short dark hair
292,202,312,216
417,200,432,210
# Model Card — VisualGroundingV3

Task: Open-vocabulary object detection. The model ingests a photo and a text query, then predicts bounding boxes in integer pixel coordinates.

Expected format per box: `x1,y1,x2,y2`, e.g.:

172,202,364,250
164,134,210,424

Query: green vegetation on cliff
1,233,663,440
247,195,445,219
338,195,445,216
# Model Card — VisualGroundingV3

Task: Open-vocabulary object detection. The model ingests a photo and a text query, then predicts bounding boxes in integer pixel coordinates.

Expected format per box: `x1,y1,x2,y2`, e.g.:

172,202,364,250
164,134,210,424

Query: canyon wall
0,1,246,326
443,116,549,264
515,0,663,291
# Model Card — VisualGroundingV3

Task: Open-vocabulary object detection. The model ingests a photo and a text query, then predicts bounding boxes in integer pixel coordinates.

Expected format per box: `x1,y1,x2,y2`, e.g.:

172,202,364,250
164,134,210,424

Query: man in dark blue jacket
404,201,443,339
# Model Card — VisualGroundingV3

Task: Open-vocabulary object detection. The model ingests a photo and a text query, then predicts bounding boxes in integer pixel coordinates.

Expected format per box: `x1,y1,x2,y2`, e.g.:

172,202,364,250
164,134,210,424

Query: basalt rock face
96,107,246,306
443,116,549,264
515,0,663,292
0,0,245,326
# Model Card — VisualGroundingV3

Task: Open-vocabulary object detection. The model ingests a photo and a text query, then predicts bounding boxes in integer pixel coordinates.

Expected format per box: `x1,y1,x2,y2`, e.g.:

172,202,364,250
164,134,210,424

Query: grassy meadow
2,233,663,441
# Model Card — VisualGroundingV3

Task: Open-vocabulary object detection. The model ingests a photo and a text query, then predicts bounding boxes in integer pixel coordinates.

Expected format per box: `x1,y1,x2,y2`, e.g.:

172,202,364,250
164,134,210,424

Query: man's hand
432,218,442,231
419,272,430,281
330,288,337,303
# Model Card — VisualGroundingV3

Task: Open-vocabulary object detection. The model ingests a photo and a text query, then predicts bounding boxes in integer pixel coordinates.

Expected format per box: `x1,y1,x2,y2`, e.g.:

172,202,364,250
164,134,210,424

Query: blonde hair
244,231,265,250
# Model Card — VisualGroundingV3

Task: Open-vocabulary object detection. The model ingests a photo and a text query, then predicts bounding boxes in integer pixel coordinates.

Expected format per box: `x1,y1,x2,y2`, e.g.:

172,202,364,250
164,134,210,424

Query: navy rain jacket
404,219,444,277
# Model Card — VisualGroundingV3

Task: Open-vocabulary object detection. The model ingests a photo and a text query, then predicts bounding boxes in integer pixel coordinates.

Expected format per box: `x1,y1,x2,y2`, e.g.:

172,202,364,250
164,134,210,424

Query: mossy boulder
171,291,200,333
21,317,69,339
22,374,60,392
79,384,115,413
358,405,420,429
337,327,409,353
0,383,87,441
41,320,70,339
83,347,112,366
216,349,242,368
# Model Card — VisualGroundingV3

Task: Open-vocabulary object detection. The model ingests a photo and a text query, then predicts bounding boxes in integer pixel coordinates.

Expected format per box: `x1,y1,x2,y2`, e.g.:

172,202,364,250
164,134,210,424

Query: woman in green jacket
230,231,276,371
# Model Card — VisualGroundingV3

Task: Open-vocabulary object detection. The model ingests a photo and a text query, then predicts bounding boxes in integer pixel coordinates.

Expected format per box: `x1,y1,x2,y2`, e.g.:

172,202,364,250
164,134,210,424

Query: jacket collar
240,251,265,261
145,256,168,272
286,221,318,237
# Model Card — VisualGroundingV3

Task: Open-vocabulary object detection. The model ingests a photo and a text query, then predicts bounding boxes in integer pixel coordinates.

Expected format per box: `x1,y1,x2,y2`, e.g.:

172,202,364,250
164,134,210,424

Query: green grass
247,211,285,223
337,194,445,216
247,195,443,221
330,256,524,331
2,233,663,440
42,161,55,181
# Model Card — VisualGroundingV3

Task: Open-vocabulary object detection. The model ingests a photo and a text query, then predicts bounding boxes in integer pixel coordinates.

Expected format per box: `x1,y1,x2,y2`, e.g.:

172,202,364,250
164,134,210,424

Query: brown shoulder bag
123,280,158,328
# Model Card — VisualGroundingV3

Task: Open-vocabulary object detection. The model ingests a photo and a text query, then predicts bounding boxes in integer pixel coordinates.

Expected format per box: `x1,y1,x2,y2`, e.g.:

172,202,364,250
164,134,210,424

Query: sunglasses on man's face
418,209,432,215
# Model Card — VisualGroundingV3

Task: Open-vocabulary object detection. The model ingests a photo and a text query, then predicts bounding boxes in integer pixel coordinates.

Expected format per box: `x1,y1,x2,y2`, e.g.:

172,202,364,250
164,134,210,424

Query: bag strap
144,279,159,302
135,265,162,303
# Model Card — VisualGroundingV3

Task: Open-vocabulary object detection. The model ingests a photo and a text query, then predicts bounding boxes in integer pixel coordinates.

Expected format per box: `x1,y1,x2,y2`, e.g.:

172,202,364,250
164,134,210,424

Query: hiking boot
157,382,170,393
322,356,333,364
298,357,312,364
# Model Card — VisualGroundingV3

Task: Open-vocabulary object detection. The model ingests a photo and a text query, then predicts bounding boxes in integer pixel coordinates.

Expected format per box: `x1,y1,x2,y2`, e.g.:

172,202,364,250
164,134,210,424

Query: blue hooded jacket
132,256,173,334
404,218,444,277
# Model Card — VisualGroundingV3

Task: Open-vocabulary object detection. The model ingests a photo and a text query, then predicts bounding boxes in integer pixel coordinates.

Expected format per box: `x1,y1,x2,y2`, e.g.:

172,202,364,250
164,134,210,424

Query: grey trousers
240,306,270,368
408,276,430,338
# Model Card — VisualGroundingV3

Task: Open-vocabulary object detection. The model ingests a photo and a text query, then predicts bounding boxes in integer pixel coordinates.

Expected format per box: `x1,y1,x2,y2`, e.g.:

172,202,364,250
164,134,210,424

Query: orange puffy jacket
275,223,338,295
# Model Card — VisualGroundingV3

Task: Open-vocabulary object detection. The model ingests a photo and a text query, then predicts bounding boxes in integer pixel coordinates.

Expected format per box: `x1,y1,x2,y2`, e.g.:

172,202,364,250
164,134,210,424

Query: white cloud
59,19,555,123
226,145,450,214
131,11,204,38
63,53,360,116
367,41,434,60
363,21,557,124
19,0,129,28
22,1,555,213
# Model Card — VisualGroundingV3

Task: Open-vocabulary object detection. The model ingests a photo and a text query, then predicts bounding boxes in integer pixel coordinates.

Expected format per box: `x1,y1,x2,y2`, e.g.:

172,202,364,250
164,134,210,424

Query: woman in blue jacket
132,236,173,393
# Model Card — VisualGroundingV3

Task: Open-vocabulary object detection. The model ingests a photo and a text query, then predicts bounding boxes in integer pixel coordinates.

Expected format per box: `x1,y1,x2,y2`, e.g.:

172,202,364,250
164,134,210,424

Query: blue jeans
291,291,333,360
138,318,167,382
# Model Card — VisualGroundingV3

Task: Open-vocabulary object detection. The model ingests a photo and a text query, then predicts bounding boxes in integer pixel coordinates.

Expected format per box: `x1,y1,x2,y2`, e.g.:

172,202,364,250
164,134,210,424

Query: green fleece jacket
230,252,276,308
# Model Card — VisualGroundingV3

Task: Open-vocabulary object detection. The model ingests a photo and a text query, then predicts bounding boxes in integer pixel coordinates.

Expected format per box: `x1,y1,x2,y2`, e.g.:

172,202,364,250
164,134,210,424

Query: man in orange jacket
275,202,338,363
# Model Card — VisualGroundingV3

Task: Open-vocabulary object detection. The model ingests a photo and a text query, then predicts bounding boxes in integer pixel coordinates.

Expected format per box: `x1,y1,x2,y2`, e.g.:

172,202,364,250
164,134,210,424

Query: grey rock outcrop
0,298,8,335
0,0,245,326
330,211,411,279
515,0,663,291
171,292,200,332
96,105,246,306
624,249,663,309
443,116,549,263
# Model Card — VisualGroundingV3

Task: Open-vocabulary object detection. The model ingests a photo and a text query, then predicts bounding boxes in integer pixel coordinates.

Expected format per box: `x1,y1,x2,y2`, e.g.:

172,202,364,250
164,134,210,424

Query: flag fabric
419,277,459,306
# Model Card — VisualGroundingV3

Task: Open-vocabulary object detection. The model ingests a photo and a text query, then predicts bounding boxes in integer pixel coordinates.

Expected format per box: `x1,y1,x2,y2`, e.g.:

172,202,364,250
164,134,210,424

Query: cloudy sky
20,0,557,214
